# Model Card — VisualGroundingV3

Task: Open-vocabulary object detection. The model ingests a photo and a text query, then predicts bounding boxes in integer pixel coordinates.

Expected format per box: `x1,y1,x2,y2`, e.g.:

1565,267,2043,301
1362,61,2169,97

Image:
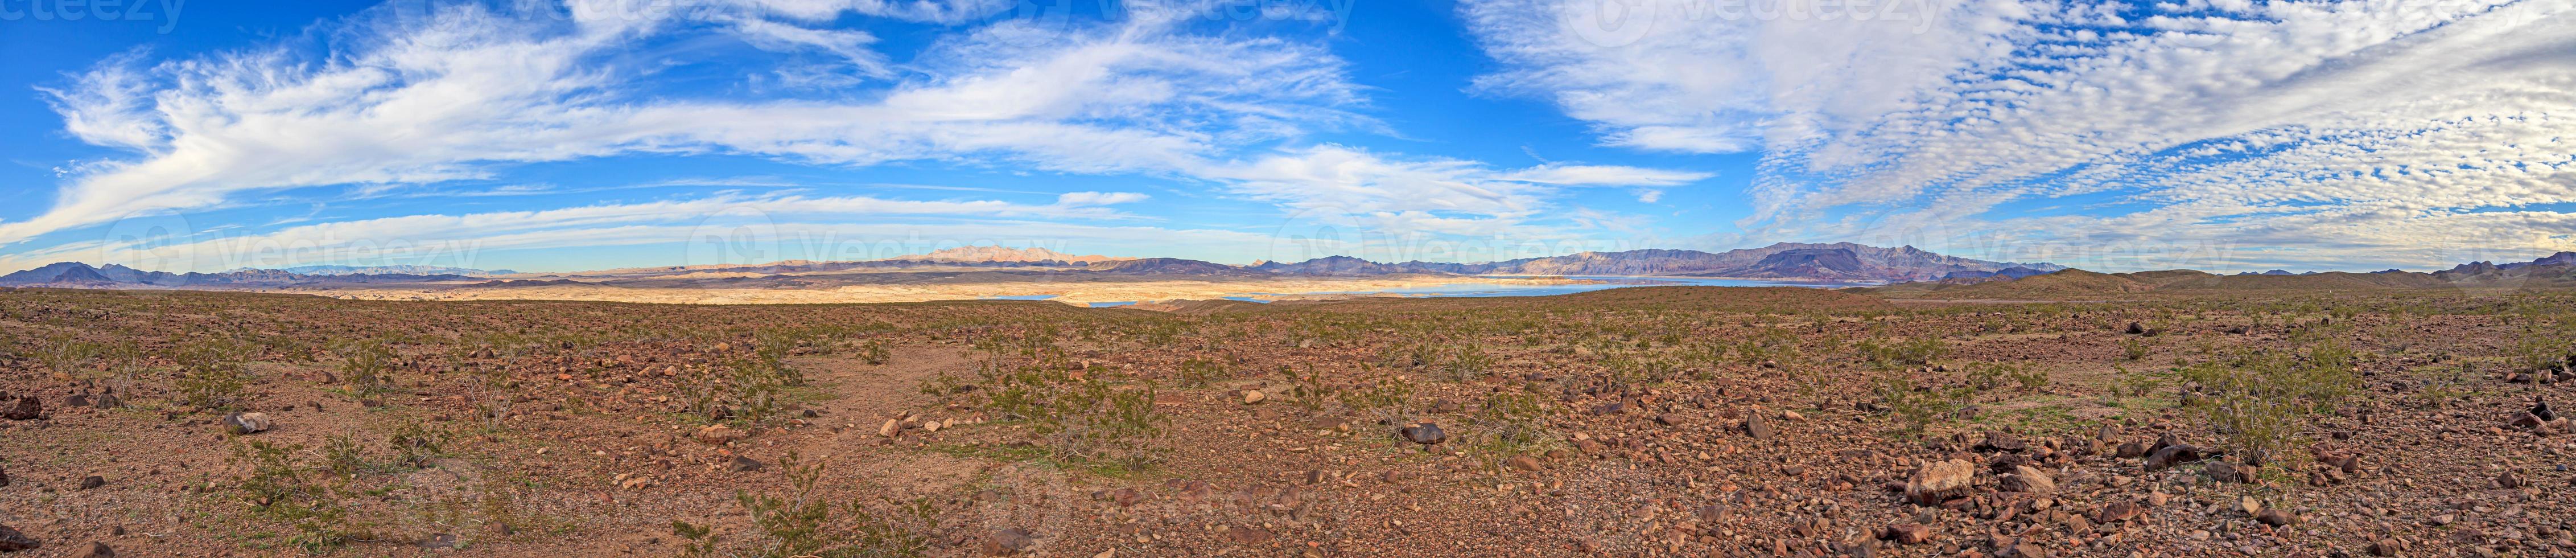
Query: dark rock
72,541,112,558
1976,431,2026,452
0,524,34,551
1880,523,1933,544
729,456,764,472
2113,441,2148,458
80,475,104,490
1399,422,1447,445
2124,322,2146,335
2146,432,2184,454
2143,445,2204,471
1742,413,1774,440
2536,398,2557,421
2256,508,2295,526
65,394,89,408
0,465,9,487
1,397,38,421
2497,469,2523,489
89,393,118,410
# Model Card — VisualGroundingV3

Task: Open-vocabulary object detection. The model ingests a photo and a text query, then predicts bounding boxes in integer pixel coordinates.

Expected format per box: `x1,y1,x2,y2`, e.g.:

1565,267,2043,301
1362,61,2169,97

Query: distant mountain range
253,264,518,276
1244,243,2062,282
0,243,2059,288
0,262,477,287
910,246,1132,264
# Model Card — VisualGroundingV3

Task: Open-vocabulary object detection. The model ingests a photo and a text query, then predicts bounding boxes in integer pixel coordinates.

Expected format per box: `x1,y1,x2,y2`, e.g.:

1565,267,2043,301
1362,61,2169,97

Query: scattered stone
2,397,39,421
1654,413,1681,426
729,456,764,472
1742,413,1774,440
2113,441,2148,458
877,419,903,438
1242,390,1266,405
0,525,35,552
1782,409,1803,421
1880,523,1934,545
2095,500,2142,523
984,527,1036,555
696,424,745,444
1904,459,1975,506
72,541,112,558
1505,455,1544,471
2496,469,2523,489
89,393,118,410
79,475,104,490
2256,508,2297,527
1227,524,1275,544
1399,422,1447,446
2368,539,2402,556
220,412,271,434
2142,444,2204,471
2536,397,2558,421
1977,431,2027,453
2237,496,2261,516
1998,465,2055,494
2207,461,2258,483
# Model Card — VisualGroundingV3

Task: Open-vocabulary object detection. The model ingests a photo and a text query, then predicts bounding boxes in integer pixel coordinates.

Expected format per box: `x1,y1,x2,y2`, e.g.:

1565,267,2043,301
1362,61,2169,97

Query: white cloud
9,0,1366,248
1469,0,2576,269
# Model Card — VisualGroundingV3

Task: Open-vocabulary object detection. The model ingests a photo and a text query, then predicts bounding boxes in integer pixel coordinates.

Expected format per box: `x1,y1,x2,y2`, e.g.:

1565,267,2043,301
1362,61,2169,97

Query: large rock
1399,422,1447,446
0,524,35,552
2142,444,2204,471
1880,523,1933,544
2094,500,2141,523
1742,413,1774,440
220,412,271,434
1,397,38,421
1998,465,2056,494
1904,459,1976,506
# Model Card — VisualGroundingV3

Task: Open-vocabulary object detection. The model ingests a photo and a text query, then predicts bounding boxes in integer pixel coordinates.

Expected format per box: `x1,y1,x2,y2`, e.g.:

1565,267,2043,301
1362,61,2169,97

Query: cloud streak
1469,0,2576,270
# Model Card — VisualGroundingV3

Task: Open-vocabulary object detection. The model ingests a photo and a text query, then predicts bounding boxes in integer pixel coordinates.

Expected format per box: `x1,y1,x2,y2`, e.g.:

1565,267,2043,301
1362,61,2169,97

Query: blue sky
3,0,2574,273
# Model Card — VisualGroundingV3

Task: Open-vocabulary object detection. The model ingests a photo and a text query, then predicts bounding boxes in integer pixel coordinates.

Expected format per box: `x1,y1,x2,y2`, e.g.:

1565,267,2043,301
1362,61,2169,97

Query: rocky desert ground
1,285,2571,557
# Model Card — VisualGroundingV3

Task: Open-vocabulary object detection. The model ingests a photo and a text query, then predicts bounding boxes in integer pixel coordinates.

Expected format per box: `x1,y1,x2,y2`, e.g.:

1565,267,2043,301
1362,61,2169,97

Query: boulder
1904,459,1975,506
2142,444,2204,471
1997,466,2055,494
1399,422,1448,446
1,397,39,421
220,412,272,434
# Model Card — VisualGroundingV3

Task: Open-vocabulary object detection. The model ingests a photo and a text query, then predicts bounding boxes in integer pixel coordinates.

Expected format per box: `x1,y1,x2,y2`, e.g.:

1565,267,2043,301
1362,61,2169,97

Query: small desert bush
233,440,372,552
2178,342,2360,466
673,451,938,558
176,338,255,411
1336,374,1415,426
333,337,398,393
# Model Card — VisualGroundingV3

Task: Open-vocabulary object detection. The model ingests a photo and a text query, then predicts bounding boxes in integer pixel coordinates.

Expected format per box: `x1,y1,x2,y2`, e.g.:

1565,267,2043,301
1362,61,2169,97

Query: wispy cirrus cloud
5,0,1709,273
1468,0,2576,270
